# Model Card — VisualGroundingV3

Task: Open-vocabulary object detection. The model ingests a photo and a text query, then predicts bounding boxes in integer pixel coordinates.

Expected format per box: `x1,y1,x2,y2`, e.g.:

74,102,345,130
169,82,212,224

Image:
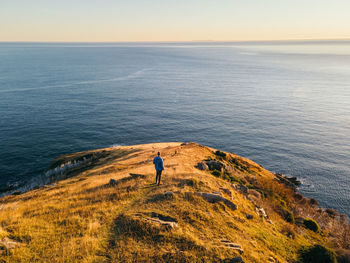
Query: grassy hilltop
0,142,349,262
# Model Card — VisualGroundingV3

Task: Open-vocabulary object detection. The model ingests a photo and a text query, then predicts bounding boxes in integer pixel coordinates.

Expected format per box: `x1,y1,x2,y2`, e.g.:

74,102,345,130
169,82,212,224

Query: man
153,152,164,186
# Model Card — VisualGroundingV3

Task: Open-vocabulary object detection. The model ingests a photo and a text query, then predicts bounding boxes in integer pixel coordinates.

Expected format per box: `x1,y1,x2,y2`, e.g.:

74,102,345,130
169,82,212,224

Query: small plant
299,244,337,263
228,174,244,185
303,218,320,232
214,150,226,158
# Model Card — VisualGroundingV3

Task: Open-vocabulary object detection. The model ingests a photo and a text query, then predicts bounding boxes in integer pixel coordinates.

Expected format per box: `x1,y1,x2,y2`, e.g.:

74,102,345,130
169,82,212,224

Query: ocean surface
0,41,349,216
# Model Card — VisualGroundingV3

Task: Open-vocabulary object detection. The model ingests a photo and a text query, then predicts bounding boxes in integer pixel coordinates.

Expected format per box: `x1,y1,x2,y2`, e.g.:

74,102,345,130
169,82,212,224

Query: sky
1,0,350,42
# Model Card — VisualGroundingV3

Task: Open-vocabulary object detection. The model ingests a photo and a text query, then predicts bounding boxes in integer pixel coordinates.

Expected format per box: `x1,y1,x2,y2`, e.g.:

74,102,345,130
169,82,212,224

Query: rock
220,240,244,254
206,160,225,171
109,178,118,185
275,173,300,190
196,162,209,170
246,214,254,220
256,207,268,218
146,217,178,229
232,184,248,194
223,256,244,263
219,187,233,198
194,192,237,210
146,212,178,229
0,238,21,250
164,191,175,198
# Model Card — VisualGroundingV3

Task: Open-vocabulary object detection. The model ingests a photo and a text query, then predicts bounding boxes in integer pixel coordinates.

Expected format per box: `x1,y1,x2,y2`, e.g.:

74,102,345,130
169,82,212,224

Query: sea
0,41,349,217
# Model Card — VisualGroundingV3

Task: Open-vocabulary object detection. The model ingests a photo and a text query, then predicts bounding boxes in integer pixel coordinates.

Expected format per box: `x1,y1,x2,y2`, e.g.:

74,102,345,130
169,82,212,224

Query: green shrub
299,244,337,263
214,150,226,158
211,170,221,177
229,174,244,185
303,218,320,232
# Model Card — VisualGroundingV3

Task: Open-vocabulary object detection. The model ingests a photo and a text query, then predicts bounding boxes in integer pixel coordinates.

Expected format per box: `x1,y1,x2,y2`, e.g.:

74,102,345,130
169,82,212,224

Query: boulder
196,162,209,170
194,192,237,210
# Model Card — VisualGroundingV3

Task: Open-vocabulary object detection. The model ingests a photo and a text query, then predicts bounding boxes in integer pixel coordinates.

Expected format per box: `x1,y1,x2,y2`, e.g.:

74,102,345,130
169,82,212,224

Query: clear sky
1,0,349,42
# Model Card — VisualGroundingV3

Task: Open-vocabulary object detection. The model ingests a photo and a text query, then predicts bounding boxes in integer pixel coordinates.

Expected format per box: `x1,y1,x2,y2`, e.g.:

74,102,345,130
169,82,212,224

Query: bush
299,244,337,263
303,218,320,232
214,150,226,158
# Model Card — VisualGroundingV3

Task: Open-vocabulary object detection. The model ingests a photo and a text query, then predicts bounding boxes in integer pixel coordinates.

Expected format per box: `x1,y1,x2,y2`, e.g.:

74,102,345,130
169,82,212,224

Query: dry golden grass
0,142,342,262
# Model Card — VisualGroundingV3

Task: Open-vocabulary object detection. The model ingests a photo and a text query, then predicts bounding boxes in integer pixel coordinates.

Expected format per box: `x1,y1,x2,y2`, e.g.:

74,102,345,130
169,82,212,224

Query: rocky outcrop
145,212,178,229
193,192,237,210
220,239,244,254
206,160,225,171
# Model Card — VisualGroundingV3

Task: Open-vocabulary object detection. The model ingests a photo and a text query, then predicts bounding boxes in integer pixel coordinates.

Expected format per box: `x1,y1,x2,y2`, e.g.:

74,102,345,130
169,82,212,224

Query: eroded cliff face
0,142,348,262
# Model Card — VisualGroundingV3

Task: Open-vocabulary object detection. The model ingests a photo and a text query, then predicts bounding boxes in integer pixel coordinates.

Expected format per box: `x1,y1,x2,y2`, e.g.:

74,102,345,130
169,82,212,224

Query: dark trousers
156,170,162,185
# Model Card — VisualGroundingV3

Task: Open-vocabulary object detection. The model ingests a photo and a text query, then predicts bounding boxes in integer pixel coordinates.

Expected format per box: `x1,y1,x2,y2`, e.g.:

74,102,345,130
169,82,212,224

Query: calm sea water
0,41,349,216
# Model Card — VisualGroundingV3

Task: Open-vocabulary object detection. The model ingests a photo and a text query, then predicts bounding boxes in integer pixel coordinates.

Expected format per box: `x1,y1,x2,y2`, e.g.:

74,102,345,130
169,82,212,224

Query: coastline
0,142,348,262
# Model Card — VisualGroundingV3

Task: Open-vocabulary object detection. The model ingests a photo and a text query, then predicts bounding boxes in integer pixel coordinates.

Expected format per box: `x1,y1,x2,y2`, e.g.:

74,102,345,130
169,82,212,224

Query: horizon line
1,38,350,44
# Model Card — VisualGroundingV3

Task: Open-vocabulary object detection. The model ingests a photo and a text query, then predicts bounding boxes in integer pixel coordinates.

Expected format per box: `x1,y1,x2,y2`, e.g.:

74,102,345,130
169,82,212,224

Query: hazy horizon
1,0,350,42
1,38,350,43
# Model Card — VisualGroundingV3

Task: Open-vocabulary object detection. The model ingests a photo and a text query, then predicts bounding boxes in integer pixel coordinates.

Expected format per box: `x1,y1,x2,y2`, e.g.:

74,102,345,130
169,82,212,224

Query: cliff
0,142,349,262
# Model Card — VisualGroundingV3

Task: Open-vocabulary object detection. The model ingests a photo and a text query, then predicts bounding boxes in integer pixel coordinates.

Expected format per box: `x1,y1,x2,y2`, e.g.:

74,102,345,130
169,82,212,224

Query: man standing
153,152,164,186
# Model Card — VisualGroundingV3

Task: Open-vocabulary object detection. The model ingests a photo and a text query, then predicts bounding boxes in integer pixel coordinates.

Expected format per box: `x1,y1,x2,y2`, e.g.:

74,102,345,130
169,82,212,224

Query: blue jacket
153,156,164,171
